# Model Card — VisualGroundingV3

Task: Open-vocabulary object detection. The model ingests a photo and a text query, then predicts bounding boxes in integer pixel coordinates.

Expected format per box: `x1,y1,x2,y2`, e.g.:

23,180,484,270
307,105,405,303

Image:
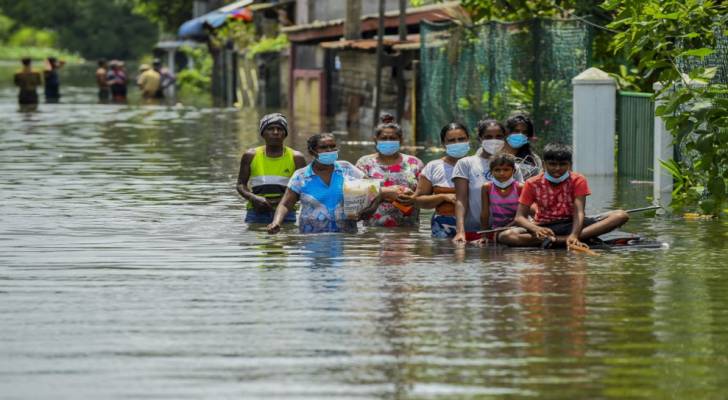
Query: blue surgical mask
317,150,338,165
376,140,400,156
545,171,570,184
493,177,515,189
507,133,529,149
445,142,470,158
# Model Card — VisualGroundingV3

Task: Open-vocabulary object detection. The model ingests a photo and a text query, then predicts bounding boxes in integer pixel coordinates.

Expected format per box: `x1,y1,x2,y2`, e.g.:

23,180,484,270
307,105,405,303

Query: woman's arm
480,183,491,229
267,189,299,234
413,175,451,209
452,177,469,243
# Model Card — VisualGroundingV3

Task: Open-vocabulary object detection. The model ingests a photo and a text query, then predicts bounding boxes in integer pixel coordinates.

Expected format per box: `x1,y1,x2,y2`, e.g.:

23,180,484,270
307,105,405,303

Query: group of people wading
13,57,175,108
237,112,629,249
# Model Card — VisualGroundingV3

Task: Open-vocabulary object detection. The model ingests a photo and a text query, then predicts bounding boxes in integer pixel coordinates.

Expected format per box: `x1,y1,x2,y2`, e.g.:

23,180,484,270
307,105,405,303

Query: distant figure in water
43,57,64,103
152,59,175,99
13,58,42,110
107,60,128,103
136,63,161,100
96,59,110,103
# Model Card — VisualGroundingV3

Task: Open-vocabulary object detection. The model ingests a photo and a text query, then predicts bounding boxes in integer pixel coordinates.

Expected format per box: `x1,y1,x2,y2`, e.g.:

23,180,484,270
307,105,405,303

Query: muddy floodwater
2,65,728,399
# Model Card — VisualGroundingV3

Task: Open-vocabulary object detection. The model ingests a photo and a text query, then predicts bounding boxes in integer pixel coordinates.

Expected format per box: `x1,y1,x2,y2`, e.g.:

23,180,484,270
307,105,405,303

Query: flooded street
2,67,728,399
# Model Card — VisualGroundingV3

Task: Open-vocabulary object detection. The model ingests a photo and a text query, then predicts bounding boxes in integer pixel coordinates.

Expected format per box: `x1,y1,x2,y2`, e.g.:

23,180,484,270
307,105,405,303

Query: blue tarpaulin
178,0,253,39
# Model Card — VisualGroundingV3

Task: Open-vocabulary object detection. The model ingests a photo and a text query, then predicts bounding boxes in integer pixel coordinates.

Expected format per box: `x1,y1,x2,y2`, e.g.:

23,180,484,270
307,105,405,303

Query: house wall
326,49,415,142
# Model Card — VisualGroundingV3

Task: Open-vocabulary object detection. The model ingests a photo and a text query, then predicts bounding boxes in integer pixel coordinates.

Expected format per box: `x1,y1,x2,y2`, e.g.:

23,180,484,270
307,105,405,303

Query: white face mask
482,139,505,155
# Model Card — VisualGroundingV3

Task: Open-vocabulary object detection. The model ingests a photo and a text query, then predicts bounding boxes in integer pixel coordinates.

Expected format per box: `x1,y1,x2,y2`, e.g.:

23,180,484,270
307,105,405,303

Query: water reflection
2,68,728,399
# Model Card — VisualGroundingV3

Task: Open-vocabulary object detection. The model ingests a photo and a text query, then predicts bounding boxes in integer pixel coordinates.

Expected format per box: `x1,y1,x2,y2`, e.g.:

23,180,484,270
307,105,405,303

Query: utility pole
344,0,362,40
374,0,385,127
399,0,407,41
396,0,407,124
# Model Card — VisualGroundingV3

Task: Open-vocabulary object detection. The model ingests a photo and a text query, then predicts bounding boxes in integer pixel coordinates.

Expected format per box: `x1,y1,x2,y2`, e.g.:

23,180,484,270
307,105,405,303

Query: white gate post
572,67,617,176
652,82,673,207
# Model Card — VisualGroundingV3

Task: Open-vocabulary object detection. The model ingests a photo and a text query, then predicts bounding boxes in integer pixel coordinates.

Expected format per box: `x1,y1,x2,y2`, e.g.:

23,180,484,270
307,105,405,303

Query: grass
0,45,84,63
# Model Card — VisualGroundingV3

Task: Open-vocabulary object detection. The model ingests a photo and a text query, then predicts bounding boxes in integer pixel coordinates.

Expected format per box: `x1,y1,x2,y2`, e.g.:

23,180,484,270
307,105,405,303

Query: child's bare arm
568,196,587,246
515,203,554,239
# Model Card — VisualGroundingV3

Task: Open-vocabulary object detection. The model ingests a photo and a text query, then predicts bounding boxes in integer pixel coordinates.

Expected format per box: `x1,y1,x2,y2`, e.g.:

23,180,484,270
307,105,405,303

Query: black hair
543,143,572,163
21,57,31,66
307,133,336,152
98,58,107,66
489,152,517,169
506,113,534,137
439,122,469,143
379,112,395,124
476,118,506,138
375,122,403,138
506,113,537,161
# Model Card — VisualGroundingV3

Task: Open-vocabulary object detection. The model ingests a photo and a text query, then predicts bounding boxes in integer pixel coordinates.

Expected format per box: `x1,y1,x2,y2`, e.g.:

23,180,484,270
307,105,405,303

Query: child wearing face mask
452,119,524,244
505,113,543,180
498,143,630,249
479,153,523,241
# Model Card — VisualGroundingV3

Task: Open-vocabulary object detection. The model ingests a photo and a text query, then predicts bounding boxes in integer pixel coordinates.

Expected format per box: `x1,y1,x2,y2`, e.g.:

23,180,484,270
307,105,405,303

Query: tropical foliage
604,0,728,215
177,45,213,95
0,0,158,59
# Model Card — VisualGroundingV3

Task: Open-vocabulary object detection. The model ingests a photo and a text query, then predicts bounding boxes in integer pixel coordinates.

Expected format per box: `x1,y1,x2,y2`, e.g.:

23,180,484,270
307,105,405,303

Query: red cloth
465,231,483,241
518,172,590,224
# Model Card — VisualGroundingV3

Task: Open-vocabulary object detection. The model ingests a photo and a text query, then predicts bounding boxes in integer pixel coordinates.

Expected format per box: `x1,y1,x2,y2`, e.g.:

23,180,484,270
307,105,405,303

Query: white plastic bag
343,179,380,219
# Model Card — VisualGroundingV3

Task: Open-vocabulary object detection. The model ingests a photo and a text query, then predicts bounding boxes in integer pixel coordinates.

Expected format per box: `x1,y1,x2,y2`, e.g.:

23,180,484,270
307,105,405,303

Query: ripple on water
2,88,728,399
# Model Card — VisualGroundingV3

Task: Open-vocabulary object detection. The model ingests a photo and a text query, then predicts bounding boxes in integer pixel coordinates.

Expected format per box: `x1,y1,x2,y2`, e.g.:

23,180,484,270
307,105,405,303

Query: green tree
0,0,158,59
604,0,728,215
130,0,194,33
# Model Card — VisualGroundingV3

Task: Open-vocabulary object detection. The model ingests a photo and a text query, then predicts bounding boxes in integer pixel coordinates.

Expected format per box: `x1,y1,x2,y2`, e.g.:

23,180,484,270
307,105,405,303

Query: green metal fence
418,19,591,146
617,91,654,180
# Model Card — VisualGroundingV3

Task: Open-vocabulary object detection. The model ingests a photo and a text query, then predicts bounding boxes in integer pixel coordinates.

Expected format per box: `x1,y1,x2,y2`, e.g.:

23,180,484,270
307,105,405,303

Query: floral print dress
355,153,424,227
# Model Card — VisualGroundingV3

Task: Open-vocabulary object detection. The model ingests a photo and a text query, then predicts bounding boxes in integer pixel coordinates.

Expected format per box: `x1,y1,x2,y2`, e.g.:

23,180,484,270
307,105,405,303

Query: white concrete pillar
652,82,673,207
572,67,617,176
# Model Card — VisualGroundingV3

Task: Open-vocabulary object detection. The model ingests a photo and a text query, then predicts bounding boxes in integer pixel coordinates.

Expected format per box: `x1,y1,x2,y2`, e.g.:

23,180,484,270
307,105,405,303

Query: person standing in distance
237,113,306,224
14,58,42,108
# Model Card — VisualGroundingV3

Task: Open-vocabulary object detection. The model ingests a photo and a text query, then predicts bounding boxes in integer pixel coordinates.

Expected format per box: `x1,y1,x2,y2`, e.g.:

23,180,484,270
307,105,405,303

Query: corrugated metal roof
281,1,461,34
320,34,421,50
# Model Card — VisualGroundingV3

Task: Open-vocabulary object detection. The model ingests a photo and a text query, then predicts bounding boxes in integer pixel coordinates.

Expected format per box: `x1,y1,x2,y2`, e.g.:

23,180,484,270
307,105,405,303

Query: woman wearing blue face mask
268,133,379,234
413,122,471,238
356,122,424,227
504,113,543,180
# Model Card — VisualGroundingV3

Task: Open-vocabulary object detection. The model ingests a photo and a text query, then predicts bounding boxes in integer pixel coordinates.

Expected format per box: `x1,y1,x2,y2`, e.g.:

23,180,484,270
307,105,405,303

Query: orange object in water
392,201,414,216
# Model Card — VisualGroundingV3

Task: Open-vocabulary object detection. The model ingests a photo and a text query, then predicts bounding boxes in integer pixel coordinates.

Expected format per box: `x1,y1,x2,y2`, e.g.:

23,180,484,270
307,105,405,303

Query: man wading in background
14,58,42,110
96,59,110,102
237,113,306,225
136,63,161,100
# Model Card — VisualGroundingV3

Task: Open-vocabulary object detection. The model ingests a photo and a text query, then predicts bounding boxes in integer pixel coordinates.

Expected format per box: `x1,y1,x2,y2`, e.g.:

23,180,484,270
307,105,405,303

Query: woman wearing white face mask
451,119,524,244
356,122,424,228
504,113,543,180
413,122,471,238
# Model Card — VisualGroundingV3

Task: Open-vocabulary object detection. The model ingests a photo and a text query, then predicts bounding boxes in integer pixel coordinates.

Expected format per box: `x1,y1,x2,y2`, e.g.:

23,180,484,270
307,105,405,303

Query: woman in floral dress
356,122,425,228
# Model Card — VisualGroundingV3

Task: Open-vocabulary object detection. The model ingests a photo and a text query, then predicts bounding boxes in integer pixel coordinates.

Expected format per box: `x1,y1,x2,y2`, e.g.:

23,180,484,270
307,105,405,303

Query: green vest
247,146,296,208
